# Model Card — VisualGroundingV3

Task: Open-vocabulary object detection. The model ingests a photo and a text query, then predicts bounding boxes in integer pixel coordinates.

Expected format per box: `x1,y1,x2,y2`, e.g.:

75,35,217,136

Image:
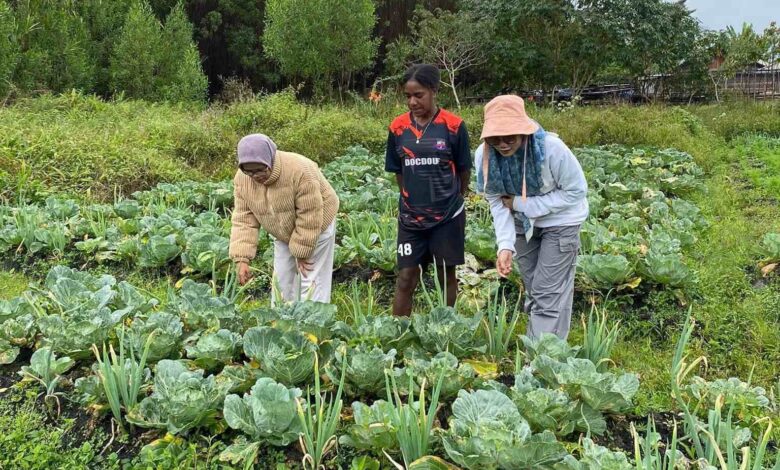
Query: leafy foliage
253,300,336,341
222,377,302,456
530,356,639,413
327,341,397,397
170,279,238,332
242,326,317,386
762,233,780,261
263,0,378,92
124,312,184,363
110,0,207,102
127,359,230,435
0,297,36,364
398,351,478,401
412,307,485,358
441,389,567,469
578,254,634,289
32,267,143,357
185,329,242,371
340,400,398,453
332,313,415,351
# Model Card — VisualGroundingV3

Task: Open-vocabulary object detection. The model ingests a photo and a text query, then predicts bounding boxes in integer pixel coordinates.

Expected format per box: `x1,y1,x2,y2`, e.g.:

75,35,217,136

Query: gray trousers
514,224,581,340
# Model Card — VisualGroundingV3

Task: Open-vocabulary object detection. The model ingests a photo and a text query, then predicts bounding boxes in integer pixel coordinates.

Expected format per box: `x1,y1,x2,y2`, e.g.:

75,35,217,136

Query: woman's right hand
496,249,514,278
237,261,252,285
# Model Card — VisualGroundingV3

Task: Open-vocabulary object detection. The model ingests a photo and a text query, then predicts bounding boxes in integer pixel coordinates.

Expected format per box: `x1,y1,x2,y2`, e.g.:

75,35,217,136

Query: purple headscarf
237,134,277,168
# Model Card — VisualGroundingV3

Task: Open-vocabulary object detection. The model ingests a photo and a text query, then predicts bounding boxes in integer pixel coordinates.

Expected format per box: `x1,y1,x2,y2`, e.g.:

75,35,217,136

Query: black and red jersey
385,109,471,230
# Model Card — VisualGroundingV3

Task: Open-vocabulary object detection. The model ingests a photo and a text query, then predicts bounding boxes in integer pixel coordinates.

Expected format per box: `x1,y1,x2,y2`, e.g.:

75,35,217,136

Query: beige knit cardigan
229,151,339,262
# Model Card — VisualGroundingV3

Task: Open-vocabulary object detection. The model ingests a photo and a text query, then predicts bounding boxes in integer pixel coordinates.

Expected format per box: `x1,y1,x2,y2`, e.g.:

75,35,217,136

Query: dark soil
496,374,515,388
593,411,679,453
0,346,31,388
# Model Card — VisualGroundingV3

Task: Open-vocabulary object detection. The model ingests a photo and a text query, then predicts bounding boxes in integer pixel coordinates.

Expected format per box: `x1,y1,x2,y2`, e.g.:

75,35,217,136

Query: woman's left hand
501,195,525,212
496,249,514,278
296,258,314,277
501,195,514,210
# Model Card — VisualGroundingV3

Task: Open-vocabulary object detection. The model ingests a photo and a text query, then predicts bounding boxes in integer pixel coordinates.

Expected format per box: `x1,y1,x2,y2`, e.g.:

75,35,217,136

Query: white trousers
273,221,336,303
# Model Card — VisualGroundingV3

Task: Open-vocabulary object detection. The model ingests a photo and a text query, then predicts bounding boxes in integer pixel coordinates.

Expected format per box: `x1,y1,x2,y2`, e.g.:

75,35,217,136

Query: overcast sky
684,0,777,32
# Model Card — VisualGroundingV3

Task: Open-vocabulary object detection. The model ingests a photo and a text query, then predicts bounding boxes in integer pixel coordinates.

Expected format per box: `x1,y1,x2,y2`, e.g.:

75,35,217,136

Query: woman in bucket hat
475,95,588,339
229,133,339,303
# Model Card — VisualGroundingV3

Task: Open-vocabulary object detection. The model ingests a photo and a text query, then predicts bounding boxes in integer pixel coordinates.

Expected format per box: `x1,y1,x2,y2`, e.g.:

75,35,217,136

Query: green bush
10,1,95,95
0,1,18,99
218,90,386,165
272,106,386,163
110,0,207,103
220,89,307,136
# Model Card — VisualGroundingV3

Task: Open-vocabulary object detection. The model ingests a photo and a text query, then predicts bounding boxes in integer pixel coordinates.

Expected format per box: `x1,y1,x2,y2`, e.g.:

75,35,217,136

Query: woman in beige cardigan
229,134,339,303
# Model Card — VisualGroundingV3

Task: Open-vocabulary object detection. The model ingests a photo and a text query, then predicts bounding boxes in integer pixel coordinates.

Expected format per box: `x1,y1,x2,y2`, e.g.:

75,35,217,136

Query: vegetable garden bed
1,146,779,469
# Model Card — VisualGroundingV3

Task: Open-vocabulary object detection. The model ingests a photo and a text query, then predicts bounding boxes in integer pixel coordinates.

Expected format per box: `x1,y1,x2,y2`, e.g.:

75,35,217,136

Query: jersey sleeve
454,121,472,171
384,131,402,173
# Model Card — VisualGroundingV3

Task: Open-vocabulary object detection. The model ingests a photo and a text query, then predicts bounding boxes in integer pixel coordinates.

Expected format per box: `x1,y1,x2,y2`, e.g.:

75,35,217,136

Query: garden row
3,264,779,468
4,145,763,301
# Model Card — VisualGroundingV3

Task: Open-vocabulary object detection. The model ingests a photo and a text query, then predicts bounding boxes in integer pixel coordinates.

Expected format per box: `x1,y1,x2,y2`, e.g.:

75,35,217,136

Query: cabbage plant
326,341,396,396
220,377,303,468
441,389,567,469
339,400,397,454
242,326,317,386
412,307,485,358
123,312,184,362
578,254,634,289
0,297,37,364
530,356,639,413
185,329,242,371
126,360,230,435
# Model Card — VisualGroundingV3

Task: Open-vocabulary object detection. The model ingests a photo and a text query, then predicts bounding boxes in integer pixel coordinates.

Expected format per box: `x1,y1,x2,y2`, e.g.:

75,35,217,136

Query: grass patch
0,270,29,300
0,386,120,469
685,138,780,387
3,93,778,201
736,135,780,198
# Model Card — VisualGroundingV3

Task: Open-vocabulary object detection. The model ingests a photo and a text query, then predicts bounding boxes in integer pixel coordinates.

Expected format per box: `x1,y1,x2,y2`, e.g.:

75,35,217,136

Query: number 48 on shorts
397,243,412,256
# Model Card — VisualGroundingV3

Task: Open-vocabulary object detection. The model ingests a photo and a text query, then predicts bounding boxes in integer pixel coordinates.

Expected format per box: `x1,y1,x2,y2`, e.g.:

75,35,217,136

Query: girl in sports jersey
385,64,472,316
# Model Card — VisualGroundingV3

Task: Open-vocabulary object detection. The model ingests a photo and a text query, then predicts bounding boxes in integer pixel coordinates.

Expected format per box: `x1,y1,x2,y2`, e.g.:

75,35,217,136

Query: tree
462,0,625,100
158,1,208,102
762,21,779,97
608,0,701,98
667,28,720,103
110,0,161,100
11,0,95,94
709,24,767,102
0,0,18,99
402,7,489,108
77,0,133,97
263,0,378,96
188,0,280,95
110,0,207,102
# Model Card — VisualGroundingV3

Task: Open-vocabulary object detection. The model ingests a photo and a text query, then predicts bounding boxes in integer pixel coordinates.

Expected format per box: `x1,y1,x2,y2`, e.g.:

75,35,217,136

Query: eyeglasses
485,135,520,147
241,165,271,177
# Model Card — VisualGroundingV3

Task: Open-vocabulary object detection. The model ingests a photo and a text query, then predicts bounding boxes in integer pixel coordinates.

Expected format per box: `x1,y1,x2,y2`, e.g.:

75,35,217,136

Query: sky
683,0,778,32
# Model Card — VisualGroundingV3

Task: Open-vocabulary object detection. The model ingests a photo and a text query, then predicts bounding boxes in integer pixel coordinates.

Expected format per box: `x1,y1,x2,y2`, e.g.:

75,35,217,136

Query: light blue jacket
475,133,589,253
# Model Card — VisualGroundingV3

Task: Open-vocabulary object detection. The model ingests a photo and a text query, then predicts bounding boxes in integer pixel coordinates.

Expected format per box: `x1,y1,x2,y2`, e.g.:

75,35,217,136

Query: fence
724,67,780,99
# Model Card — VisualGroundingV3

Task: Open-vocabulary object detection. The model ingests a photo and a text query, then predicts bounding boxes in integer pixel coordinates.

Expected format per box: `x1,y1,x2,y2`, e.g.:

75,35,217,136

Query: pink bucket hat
480,95,539,139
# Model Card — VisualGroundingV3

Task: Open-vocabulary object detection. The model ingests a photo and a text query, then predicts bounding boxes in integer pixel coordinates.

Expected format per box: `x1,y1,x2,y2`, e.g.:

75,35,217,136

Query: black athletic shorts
396,209,466,270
